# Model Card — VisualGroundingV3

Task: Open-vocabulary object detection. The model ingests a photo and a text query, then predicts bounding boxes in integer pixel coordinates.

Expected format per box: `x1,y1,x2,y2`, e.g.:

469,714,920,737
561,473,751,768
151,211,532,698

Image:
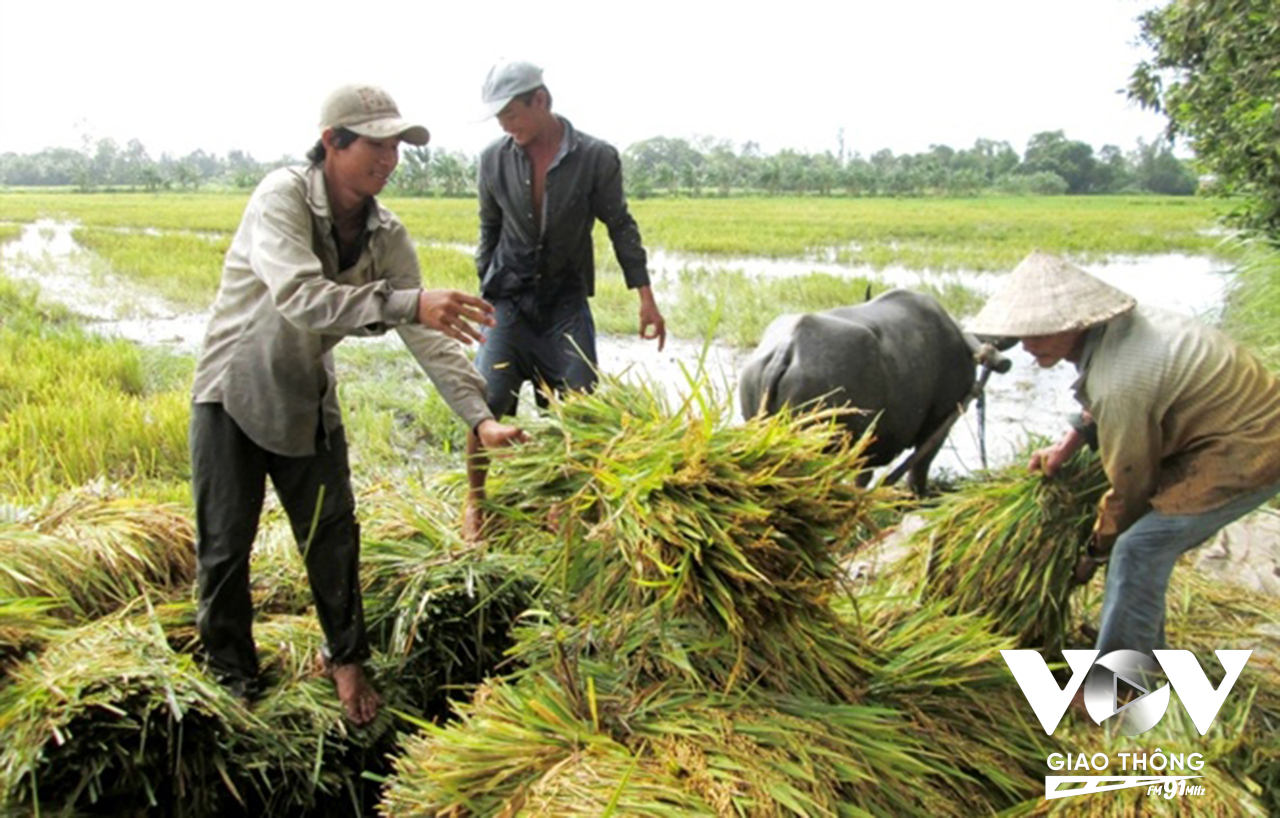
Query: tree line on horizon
0,129,1198,200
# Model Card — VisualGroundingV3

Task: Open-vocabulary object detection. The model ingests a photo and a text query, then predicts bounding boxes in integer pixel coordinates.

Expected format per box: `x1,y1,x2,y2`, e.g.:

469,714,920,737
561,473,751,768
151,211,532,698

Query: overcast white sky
0,0,1171,162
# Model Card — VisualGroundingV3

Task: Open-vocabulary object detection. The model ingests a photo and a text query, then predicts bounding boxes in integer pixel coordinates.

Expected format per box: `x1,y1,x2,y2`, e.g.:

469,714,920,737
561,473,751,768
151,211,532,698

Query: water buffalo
739,289,985,494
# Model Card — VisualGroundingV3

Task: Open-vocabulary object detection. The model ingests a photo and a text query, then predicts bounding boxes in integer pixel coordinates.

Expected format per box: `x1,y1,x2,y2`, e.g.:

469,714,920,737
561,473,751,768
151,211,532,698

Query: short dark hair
512,85,552,109
306,127,360,166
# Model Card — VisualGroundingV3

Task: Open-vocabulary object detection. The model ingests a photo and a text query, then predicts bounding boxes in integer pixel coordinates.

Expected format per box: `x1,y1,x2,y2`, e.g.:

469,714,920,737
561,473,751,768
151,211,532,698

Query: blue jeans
474,297,598,418
1095,481,1280,656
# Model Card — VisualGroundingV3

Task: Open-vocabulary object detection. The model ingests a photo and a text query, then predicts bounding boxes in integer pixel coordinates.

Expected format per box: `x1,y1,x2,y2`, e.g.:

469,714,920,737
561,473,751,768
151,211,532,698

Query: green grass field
3,189,1232,265
0,190,1271,507
1,189,1236,347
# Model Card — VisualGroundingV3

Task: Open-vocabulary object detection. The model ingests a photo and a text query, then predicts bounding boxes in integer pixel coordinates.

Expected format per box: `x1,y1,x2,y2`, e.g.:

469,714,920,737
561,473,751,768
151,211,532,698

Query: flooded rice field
2,219,1236,479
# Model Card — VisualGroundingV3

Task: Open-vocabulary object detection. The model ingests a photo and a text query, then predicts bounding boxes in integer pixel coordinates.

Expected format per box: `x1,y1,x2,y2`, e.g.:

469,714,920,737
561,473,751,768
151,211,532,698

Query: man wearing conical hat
968,250,1280,657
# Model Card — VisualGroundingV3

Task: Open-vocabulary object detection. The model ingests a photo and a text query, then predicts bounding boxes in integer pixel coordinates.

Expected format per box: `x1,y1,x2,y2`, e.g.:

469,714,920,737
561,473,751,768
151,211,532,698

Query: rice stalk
0,601,415,817
902,448,1108,651
0,595,63,669
362,533,537,718
0,494,195,621
478,377,887,695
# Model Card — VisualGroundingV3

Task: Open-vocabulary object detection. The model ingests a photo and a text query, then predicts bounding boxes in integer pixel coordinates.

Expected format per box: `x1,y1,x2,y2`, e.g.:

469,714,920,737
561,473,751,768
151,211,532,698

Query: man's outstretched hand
476,418,527,449
1029,426,1086,478
417,289,496,344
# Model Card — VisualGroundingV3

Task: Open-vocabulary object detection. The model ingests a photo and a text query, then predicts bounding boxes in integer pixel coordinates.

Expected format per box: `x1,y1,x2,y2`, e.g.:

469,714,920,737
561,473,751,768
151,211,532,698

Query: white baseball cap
480,59,545,118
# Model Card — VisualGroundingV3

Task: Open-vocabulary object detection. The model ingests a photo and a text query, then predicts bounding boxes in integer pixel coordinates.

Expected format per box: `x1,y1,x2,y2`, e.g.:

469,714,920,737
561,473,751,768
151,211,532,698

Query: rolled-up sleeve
397,325,493,431
381,228,493,431
249,189,418,335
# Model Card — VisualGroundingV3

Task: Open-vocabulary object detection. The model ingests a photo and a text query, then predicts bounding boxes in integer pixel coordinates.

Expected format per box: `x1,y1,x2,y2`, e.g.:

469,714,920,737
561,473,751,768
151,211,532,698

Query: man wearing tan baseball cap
968,250,1280,658
190,84,525,725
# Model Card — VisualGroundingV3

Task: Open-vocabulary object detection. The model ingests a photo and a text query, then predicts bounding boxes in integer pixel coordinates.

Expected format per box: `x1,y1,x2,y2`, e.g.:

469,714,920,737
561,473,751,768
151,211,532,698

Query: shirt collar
500,115,579,161
304,164,393,232
1070,321,1108,398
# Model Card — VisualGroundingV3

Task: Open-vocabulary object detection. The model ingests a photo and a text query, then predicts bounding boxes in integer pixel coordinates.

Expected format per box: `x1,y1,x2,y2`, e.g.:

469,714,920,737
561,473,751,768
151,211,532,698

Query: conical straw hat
966,250,1136,337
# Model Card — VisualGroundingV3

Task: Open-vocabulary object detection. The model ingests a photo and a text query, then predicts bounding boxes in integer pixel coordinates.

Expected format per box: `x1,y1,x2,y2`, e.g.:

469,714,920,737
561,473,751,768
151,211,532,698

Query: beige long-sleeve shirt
1072,305,1280,539
192,165,492,456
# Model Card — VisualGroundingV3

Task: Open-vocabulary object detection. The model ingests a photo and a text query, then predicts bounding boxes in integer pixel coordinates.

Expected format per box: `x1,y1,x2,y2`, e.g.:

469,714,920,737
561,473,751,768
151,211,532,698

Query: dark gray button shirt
192,165,492,456
476,116,650,312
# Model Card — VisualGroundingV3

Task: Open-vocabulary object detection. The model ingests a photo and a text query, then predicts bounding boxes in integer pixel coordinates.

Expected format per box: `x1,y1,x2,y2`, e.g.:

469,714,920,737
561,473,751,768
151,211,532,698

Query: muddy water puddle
597,249,1234,479
2,220,209,341
2,220,1234,477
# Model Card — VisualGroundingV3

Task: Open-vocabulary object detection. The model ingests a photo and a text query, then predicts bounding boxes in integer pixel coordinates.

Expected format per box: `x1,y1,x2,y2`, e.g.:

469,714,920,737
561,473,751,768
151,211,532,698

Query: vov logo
1001,649,1252,736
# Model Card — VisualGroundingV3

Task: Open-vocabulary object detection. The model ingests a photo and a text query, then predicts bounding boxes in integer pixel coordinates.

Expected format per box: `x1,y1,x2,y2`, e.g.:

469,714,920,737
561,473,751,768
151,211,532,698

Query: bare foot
331,663,381,726
462,501,485,543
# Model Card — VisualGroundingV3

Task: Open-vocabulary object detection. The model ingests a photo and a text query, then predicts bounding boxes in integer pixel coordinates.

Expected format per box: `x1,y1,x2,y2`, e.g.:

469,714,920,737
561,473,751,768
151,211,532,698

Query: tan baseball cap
319,84,430,145
966,250,1137,337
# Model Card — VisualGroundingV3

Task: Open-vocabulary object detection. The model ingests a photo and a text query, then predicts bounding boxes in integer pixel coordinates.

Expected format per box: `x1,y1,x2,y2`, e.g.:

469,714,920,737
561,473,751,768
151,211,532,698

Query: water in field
637,247,1235,479
1,220,210,346
1,219,1235,477
645,248,1233,323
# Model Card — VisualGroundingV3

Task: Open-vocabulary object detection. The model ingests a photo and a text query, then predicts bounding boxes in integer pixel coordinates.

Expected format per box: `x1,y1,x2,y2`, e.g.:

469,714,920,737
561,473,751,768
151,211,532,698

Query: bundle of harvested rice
477,379,887,696
825,591,1051,806
380,674,712,817
0,601,414,817
1001,695,1272,817
382,658,1035,817
379,379,1053,816
362,533,537,717
0,601,256,816
0,495,195,620
901,448,1108,651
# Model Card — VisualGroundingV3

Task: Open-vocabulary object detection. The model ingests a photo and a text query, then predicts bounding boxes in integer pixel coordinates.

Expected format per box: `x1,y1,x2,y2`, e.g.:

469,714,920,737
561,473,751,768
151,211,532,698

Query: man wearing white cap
967,250,1280,657
463,59,666,538
190,84,525,724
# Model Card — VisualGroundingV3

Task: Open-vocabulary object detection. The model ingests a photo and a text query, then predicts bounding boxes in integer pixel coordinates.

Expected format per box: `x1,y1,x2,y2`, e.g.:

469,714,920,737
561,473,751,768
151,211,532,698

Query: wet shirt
192,165,492,457
1071,305,1280,538
475,116,649,316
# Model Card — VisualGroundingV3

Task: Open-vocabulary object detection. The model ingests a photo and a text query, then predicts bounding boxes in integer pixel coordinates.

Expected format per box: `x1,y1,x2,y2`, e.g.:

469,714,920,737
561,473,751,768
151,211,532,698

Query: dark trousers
474,297,598,417
190,403,368,682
